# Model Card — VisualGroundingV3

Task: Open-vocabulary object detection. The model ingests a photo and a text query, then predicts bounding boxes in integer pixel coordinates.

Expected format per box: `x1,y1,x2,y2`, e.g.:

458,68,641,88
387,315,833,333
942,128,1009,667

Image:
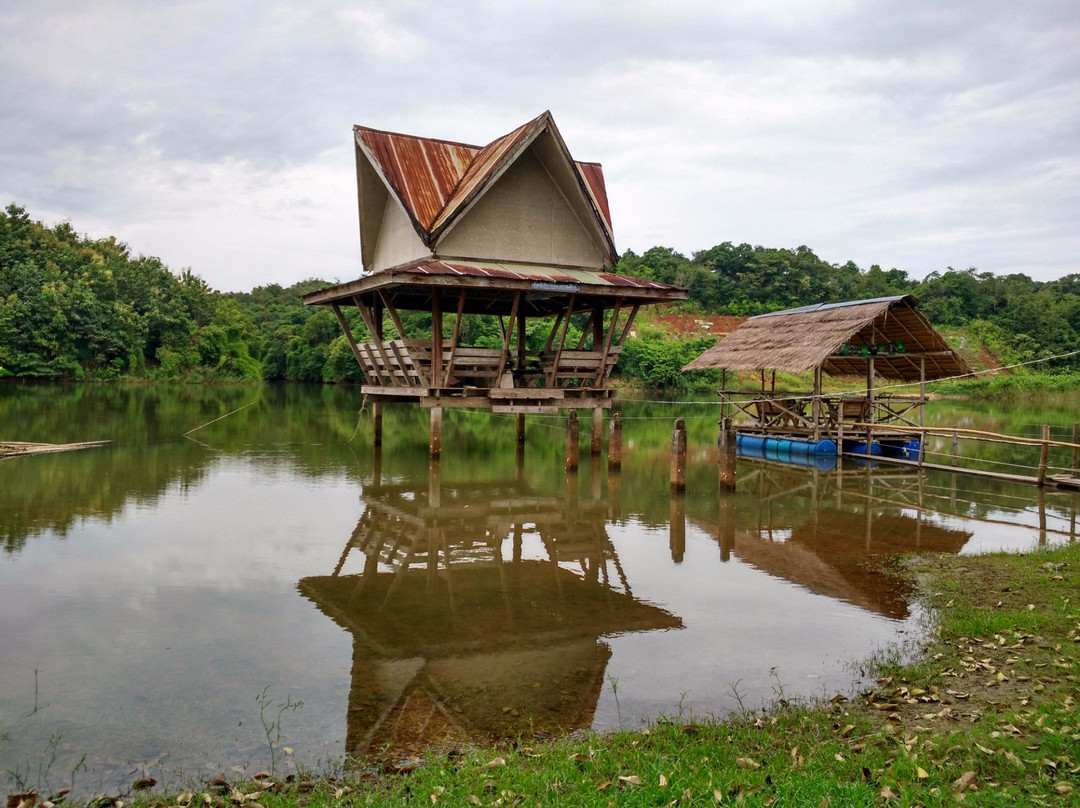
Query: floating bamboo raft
0,440,110,459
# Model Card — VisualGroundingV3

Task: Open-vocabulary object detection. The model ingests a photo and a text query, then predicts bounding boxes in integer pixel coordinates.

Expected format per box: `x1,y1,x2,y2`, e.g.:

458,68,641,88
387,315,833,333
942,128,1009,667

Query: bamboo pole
1038,424,1050,486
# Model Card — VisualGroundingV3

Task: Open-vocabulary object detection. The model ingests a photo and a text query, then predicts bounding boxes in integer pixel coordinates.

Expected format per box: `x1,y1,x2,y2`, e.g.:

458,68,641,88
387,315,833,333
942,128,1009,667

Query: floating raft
0,440,110,459
735,434,838,471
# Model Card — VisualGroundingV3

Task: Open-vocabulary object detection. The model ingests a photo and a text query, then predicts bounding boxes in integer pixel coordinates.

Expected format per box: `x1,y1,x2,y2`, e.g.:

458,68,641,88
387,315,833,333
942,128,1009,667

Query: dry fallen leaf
480,757,507,769
658,774,668,787
618,776,642,786
916,767,929,780
952,771,977,792
736,757,761,770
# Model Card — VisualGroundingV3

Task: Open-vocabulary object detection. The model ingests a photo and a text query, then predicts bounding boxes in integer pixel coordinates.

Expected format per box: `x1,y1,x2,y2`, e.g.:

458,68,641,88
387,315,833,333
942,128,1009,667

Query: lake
1,383,1076,794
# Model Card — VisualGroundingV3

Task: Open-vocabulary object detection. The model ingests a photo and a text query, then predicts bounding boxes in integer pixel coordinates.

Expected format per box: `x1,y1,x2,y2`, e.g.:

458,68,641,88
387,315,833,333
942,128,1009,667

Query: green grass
35,543,1080,807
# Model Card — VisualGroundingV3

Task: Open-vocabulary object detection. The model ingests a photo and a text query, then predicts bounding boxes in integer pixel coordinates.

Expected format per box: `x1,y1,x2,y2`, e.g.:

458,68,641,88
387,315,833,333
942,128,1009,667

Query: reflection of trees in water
0,383,367,553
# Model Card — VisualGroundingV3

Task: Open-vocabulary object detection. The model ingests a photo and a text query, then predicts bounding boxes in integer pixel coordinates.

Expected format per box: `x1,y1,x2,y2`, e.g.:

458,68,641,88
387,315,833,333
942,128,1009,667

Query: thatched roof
682,295,971,381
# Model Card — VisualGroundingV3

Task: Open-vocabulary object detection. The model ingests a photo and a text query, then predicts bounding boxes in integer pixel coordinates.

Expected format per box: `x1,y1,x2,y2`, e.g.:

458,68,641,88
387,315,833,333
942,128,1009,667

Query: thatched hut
683,295,971,451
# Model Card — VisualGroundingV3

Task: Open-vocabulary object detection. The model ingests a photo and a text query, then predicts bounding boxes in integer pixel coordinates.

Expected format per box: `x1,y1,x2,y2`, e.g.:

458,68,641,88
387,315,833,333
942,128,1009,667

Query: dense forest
3,203,1079,389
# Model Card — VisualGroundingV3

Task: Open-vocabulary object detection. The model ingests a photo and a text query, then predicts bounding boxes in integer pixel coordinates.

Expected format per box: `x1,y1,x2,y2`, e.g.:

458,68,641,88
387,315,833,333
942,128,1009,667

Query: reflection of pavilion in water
695,461,974,619
298,462,680,763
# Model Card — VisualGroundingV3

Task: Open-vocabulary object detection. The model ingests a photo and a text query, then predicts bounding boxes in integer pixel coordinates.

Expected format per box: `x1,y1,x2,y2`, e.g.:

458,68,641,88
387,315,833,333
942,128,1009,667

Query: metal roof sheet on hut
303,258,686,314
354,110,617,271
682,294,971,382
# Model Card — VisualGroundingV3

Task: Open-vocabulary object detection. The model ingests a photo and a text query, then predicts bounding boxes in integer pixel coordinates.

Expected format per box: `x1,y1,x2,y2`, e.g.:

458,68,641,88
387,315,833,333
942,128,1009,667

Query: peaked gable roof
355,111,616,262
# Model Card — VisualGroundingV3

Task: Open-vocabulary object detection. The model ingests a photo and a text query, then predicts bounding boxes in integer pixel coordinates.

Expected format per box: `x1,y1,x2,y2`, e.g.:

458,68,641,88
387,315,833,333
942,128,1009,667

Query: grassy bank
35,542,1074,807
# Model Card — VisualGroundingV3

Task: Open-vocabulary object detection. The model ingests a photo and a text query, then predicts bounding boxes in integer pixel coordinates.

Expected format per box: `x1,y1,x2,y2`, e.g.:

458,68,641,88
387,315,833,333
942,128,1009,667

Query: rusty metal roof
303,259,688,315
354,112,614,249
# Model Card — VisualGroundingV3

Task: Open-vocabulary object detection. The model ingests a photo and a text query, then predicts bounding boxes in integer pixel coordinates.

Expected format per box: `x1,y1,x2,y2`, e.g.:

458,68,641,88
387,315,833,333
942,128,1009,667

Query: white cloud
1,0,1078,288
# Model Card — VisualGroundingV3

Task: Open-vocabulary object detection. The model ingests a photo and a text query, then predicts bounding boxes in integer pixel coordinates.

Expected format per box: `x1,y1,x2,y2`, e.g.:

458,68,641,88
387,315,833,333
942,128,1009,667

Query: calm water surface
1,383,1076,793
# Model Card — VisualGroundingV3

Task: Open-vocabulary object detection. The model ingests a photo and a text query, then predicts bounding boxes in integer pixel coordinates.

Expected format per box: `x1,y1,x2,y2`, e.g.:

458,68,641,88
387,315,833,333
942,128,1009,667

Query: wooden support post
1038,424,1050,486
431,290,442,391
919,357,926,428
951,428,959,467
565,410,579,472
608,411,623,469
429,406,442,458
718,487,735,562
1072,422,1078,475
867,354,876,424
670,418,687,492
373,401,383,447
591,408,603,455
812,366,822,442
1038,487,1047,545
670,493,686,563
516,412,526,445
719,416,736,491
591,454,602,502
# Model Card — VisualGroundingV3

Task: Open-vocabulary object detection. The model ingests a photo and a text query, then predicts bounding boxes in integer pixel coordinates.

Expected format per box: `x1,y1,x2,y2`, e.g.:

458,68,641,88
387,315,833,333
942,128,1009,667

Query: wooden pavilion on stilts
304,111,687,454
682,295,972,460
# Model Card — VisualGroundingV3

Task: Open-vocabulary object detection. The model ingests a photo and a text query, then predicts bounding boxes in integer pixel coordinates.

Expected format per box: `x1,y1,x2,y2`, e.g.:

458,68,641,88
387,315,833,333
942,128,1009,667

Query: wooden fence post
608,411,622,469
1038,424,1050,486
719,417,736,491
565,411,579,472
1072,422,1078,475
670,418,687,492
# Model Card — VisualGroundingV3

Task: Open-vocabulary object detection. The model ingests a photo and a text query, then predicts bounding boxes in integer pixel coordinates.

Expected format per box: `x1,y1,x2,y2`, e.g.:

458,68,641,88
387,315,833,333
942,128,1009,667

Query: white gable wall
434,149,608,269
371,194,432,271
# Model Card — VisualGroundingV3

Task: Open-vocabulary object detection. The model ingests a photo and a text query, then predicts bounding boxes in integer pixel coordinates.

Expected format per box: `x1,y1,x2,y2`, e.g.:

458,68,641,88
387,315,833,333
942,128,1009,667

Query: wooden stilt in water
1072,422,1078,475
516,412,526,445
608,411,622,469
670,493,686,563
590,454,602,501
1038,424,1050,486
1038,487,1047,545
429,406,442,458
565,410,579,472
670,418,687,492
718,417,736,491
591,408,603,455
373,401,383,447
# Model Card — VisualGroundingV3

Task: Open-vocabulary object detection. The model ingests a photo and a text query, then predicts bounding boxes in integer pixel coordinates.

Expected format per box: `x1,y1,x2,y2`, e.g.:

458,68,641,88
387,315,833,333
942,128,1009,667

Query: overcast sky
2,0,1078,292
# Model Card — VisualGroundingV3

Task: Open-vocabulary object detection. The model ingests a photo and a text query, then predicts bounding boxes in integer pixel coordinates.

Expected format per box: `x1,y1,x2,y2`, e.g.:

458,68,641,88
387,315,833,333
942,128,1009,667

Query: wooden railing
721,390,927,434
355,341,621,390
